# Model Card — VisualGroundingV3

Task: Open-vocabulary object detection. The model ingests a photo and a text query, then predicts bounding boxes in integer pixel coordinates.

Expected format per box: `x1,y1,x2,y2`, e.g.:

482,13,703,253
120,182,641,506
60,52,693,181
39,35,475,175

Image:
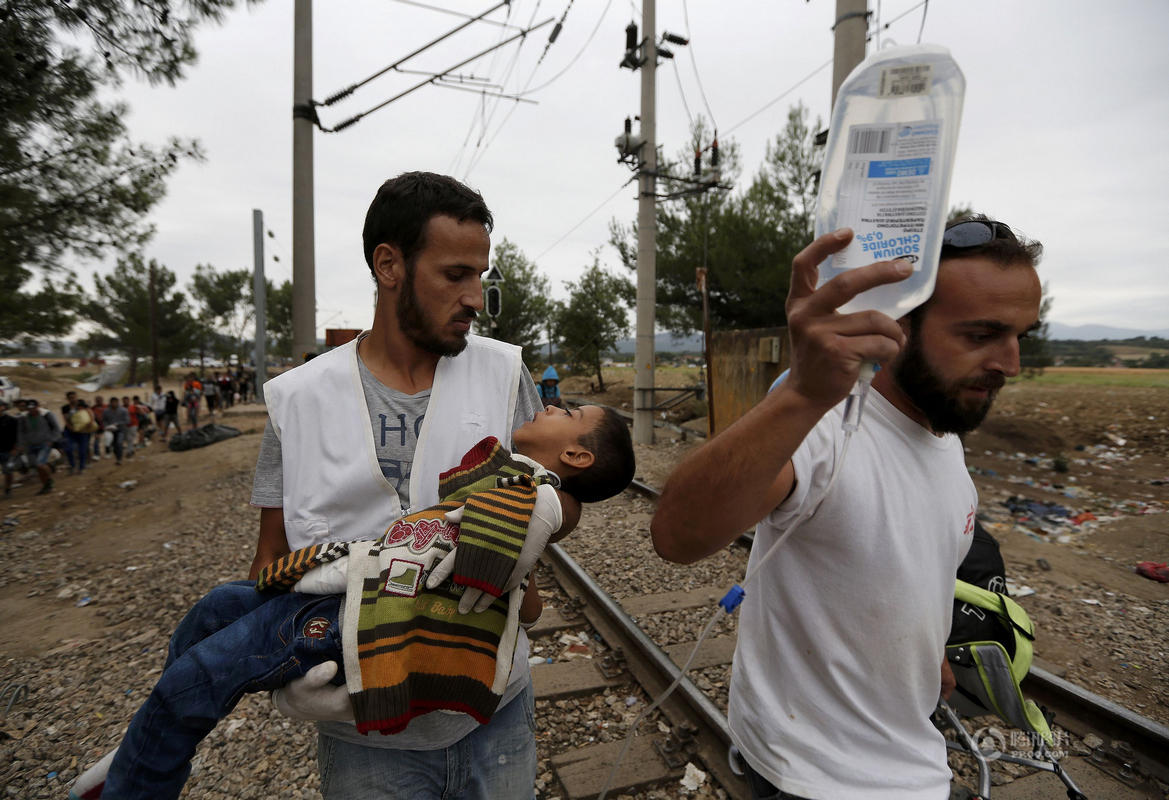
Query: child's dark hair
559,407,635,503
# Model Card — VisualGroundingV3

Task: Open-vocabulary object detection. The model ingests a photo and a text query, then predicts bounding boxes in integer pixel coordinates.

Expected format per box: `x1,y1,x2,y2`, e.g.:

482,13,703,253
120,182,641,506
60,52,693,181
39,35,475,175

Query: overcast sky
102,0,1169,338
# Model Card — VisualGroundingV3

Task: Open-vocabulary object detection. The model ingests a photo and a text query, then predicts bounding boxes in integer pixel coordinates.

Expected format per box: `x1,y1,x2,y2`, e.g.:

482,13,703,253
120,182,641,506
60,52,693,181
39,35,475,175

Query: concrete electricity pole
253,209,268,403
292,0,316,361
832,0,869,106
632,0,657,446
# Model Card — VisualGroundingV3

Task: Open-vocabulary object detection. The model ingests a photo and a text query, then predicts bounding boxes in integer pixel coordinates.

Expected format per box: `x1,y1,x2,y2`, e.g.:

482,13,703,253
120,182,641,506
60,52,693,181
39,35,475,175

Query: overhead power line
534,177,637,263
319,17,554,133
389,0,525,29
681,0,717,129
316,1,512,109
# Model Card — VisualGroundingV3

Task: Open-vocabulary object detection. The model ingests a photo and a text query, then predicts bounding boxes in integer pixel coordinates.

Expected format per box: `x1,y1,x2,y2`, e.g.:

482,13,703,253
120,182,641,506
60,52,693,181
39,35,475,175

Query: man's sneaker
36,481,52,495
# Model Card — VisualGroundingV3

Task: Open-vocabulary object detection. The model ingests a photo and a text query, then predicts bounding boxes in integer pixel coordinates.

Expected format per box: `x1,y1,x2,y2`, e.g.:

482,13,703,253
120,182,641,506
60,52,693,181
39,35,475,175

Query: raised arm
651,229,911,563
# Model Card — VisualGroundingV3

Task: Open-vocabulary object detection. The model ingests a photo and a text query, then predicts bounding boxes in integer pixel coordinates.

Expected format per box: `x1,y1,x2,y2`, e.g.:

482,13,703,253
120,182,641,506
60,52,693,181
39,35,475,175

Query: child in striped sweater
74,405,633,800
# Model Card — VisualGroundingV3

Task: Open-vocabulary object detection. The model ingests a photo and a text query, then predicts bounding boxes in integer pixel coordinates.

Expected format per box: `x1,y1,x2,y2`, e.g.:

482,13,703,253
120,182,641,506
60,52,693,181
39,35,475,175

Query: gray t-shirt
251,353,540,508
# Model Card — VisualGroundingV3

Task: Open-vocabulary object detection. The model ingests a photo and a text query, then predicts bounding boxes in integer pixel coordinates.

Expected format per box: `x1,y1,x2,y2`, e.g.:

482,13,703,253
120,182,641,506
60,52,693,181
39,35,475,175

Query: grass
1014,368,1169,389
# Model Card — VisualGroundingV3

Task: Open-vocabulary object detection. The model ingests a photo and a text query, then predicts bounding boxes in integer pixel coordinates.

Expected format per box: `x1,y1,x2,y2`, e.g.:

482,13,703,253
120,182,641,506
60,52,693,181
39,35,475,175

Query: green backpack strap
951,580,1052,745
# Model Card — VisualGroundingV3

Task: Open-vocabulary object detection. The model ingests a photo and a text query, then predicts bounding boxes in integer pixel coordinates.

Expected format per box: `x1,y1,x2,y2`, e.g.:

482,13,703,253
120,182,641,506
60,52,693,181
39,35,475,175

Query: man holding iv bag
652,216,1043,799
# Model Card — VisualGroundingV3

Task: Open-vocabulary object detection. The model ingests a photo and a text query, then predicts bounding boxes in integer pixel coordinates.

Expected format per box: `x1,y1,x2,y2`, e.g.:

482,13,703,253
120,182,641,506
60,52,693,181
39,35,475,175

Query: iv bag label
879,64,933,97
834,120,942,269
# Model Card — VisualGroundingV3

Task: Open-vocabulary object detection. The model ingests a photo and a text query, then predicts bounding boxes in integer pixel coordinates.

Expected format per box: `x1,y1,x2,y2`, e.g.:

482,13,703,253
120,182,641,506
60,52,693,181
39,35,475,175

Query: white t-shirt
728,389,976,800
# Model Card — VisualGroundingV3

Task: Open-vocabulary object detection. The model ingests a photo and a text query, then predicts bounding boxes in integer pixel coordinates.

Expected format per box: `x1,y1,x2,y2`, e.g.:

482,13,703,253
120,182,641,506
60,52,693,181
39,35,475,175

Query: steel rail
543,542,749,797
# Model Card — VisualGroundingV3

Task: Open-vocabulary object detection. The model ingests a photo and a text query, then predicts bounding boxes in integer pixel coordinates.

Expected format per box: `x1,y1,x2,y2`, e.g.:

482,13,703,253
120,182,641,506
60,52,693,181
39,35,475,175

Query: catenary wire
389,0,523,29
457,0,544,176
671,59,695,128
534,177,637,263
917,0,929,43
517,0,613,96
681,0,717,128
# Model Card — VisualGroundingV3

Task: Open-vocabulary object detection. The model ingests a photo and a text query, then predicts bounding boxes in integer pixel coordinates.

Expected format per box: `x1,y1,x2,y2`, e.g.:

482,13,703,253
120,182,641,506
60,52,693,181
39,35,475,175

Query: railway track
529,479,1169,800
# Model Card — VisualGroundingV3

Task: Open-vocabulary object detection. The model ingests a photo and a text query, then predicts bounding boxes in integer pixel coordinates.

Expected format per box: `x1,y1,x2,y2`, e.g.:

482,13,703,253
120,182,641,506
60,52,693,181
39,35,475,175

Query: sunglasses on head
942,219,1018,249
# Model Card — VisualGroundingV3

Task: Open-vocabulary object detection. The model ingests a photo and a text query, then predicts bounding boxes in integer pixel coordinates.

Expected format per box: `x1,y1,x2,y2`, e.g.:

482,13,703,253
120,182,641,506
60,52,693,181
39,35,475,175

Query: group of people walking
1,370,254,499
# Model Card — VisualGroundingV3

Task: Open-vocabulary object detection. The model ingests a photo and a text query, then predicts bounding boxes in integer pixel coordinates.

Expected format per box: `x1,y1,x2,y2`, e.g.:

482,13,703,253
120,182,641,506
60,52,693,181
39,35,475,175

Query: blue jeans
64,430,90,472
104,581,342,800
318,679,537,800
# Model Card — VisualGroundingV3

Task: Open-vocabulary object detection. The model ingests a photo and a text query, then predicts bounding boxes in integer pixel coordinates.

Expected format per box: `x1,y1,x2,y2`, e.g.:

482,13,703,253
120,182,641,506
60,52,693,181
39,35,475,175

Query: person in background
161,390,181,443
203,377,220,419
61,391,89,475
104,397,130,466
537,365,564,409
150,386,168,442
1,400,17,499
15,398,59,494
121,396,139,459
91,395,107,461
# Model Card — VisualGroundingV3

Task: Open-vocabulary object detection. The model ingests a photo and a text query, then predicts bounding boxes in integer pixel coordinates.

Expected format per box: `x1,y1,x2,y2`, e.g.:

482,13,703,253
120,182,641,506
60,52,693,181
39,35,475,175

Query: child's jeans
104,581,342,800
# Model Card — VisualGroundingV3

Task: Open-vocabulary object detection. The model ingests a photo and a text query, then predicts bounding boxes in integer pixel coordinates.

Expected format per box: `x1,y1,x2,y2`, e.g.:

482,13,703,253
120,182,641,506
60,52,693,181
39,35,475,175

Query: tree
556,259,633,392
483,239,553,367
261,278,294,359
81,254,197,383
609,106,822,335
189,265,253,363
0,1,238,339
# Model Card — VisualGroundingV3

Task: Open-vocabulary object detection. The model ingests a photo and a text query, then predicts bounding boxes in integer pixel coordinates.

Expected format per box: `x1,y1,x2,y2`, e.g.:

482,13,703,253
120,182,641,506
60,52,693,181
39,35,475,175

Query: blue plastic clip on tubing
720,584,745,613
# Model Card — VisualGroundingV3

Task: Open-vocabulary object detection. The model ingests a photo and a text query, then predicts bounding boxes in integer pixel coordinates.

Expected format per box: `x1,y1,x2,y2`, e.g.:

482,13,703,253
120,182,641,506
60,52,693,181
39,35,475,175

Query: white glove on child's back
426,482,563,613
271,660,353,722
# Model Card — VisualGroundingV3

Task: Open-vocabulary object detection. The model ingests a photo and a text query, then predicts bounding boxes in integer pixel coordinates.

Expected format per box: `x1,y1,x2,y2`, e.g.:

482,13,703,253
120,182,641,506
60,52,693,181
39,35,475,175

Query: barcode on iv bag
879,64,933,97
847,126,892,155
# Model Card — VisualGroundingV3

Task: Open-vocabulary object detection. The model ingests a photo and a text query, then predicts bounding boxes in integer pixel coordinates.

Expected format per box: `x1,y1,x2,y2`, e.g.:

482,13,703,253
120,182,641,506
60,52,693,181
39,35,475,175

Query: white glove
426,483,562,614
271,660,353,722
292,557,349,594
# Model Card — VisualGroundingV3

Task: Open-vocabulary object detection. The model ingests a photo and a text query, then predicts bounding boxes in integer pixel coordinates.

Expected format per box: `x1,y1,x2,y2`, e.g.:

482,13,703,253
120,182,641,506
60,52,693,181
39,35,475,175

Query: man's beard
893,335,1004,435
396,268,475,357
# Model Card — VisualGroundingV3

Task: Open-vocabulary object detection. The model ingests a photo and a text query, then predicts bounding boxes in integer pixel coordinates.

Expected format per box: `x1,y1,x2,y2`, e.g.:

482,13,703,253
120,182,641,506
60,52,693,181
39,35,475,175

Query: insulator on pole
625,22,638,52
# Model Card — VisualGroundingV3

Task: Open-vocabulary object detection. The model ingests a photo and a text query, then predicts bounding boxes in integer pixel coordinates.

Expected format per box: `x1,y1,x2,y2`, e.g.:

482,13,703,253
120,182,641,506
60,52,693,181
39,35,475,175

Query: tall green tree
189,265,253,361
556,259,634,392
260,278,294,359
609,106,822,336
81,254,196,383
0,1,238,340
483,238,553,367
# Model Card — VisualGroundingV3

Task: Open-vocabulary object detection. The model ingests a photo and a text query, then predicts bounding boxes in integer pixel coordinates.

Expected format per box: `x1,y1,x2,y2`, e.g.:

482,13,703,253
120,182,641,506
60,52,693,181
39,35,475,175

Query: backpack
948,524,1052,745
71,409,98,434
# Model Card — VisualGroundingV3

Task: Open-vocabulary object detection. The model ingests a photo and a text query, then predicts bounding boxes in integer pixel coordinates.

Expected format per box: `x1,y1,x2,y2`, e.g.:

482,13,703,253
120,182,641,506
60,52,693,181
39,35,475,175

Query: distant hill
1048,322,1169,341
613,332,705,354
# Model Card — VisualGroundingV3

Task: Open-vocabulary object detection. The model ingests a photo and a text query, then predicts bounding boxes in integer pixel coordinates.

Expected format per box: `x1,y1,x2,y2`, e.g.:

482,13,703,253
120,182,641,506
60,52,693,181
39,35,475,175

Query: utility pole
148,262,159,388
832,0,868,107
632,0,657,446
253,209,268,403
291,0,316,362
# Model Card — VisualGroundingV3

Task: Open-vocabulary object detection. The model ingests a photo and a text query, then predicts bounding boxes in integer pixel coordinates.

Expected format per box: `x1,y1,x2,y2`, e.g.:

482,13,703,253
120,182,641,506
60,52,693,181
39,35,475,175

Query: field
0,364,1165,797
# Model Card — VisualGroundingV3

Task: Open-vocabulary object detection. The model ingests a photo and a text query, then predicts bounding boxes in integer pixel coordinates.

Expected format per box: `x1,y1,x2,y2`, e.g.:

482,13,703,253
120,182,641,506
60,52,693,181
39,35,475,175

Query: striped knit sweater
256,437,552,734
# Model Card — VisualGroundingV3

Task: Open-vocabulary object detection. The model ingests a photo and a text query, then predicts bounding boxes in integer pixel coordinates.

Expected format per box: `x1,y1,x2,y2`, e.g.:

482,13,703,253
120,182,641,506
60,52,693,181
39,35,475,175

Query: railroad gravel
0,424,1163,799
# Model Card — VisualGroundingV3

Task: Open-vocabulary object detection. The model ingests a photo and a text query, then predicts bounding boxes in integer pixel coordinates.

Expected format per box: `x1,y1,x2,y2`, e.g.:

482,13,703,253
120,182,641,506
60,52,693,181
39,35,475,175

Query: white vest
265,334,522,550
